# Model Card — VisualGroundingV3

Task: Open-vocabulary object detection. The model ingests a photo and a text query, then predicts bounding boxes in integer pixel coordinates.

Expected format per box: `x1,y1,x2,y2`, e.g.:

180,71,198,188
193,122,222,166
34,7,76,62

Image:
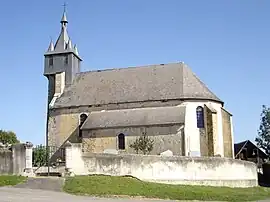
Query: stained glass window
196,106,204,128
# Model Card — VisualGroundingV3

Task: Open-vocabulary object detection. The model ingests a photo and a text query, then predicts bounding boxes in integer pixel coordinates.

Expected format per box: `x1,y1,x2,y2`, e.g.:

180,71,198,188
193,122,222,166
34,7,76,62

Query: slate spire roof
53,62,223,108
47,39,54,52
61,10,68,25
54,11,69,52
44,8,81,60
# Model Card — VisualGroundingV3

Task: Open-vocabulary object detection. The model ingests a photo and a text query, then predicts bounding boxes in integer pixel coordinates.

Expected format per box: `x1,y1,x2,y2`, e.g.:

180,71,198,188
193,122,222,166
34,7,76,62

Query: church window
79,113,88,137
118,133,125,150
196,106,204,128
49,57,53,66
64,55,68,65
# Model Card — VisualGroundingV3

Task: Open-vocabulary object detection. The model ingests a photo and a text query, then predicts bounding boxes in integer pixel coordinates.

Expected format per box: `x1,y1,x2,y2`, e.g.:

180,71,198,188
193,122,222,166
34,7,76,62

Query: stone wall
182,101,224,157
0,150,12,174
0,143,28,175
48,100,232,158
47,99,183,148
82,124,184,155
222,108,233,158
65,143,258,188
47,113,81,148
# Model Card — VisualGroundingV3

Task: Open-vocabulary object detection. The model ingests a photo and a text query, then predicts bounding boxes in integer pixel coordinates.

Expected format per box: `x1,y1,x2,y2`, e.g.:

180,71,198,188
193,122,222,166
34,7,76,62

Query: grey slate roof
81,106,186,130
44,10,81,60
53,62,222,108
54,24,69,52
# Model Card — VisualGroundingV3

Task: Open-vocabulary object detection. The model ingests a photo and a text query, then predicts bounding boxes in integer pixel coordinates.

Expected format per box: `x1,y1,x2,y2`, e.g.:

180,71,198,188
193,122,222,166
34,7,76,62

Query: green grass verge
0,175,27,186
63,175,270,202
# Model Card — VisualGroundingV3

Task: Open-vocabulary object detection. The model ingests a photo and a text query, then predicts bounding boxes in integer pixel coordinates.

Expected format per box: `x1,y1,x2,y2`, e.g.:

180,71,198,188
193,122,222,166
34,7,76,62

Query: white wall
65,145,258,188
230,116,235,158
180,101,224,157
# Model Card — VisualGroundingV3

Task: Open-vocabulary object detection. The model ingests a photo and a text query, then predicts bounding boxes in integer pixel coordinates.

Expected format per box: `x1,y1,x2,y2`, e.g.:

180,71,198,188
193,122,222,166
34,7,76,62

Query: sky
0,0,269,145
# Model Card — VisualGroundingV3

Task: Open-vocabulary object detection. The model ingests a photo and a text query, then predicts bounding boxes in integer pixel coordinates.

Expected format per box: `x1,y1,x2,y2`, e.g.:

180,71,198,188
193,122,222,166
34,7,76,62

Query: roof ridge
78,61,185,75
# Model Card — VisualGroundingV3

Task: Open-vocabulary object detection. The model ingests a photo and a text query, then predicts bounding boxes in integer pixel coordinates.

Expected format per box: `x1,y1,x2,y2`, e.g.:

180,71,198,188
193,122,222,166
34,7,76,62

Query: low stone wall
0,149,13,174
0,143,32,175
66,143,258,188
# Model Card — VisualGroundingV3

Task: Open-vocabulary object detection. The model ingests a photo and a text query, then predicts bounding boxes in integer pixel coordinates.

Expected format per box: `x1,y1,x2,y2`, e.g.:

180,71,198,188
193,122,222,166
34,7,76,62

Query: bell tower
44,7,82,105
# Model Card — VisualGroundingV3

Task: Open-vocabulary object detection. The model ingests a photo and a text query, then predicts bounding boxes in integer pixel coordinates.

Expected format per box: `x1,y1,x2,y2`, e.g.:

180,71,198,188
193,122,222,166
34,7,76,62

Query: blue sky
0,0,269,145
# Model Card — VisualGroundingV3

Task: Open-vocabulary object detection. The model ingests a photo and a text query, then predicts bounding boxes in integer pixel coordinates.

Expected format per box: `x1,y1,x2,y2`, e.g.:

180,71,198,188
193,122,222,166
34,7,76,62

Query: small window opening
79,113,88,138
49,57,53,66
118,133,125,150
196,106,204,128
64,55,68,65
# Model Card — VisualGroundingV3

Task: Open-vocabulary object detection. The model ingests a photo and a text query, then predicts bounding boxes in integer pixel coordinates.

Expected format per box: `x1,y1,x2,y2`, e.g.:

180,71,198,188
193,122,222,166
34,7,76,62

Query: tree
255,105,270,157
129,139,140,154
0,130,19,145
129,132,154,155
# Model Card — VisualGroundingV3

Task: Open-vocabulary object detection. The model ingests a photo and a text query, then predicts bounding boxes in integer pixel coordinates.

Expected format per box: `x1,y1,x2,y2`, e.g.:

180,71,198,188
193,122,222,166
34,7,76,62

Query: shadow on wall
50,126,81,162
259,163,270,187
258,173,270,187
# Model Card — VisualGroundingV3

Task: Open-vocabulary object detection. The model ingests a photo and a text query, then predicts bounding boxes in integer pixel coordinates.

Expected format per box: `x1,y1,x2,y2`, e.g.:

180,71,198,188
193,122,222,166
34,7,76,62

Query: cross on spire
61,2,68,25
62,2,67,12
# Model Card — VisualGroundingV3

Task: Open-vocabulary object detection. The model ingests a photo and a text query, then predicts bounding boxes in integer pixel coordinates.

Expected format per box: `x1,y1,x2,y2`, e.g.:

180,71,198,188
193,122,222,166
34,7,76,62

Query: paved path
13,177,64,192
1,187,269,202
0,187,179,202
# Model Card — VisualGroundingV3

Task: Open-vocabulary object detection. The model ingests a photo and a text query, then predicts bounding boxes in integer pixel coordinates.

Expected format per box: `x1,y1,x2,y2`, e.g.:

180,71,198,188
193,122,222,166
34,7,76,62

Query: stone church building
44,10,234,158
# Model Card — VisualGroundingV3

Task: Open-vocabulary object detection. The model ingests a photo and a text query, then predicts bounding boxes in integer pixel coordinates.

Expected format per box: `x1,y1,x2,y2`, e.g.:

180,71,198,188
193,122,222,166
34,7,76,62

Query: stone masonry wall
222,108,233,158
0,150,12,174
82,124,185,155
0,144,27,175
48,113,81,148
204,106,214,156
47,99,183,148
212,113,218,155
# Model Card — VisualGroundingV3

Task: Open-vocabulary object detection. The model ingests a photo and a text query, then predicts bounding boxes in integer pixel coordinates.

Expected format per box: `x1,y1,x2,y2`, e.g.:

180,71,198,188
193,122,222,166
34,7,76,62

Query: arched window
196,106,204,128
118,133,125,150
79,113,88,137
80,114,88,125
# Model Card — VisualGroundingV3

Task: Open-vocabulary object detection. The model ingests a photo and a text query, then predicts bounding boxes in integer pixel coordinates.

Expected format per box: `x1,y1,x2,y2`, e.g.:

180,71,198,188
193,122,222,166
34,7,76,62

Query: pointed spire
61,3,68,26
67,39,72,50
47,38,54,52
54,4,70,52
61,12,68,26
74,44,79,55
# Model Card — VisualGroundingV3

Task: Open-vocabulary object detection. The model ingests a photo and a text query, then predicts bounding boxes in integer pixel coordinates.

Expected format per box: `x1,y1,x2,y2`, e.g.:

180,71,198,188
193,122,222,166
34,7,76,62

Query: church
44,10,234,158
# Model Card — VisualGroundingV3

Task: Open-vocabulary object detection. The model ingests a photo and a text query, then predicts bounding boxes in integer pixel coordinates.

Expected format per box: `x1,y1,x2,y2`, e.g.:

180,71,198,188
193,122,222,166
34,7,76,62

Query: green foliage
0,130,19,145
63,175,270,201
129,139,140,154
129,132,154,155
32,145,49,167
255,105,270,156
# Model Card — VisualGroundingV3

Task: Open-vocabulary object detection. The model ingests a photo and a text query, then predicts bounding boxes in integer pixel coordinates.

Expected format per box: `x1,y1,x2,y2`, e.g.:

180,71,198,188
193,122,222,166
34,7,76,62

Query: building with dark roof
44,10,234,157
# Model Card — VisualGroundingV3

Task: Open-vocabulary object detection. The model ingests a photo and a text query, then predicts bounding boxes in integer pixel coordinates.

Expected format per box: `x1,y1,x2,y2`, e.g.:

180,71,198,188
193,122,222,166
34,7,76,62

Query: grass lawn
63,175,270,202
0,175,26,187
